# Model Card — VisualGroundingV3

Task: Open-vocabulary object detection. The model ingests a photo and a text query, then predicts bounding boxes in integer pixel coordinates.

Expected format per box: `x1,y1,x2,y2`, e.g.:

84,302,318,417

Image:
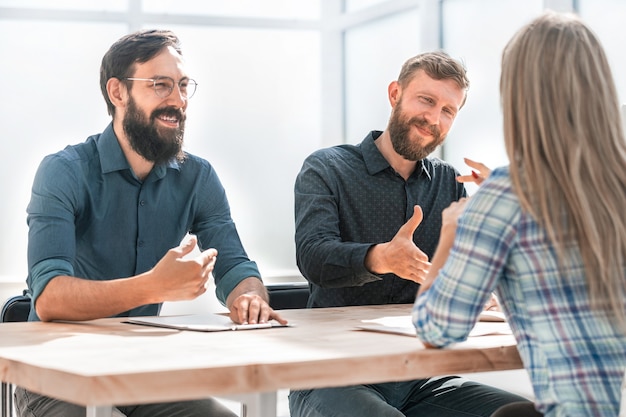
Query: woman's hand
456,158,492,185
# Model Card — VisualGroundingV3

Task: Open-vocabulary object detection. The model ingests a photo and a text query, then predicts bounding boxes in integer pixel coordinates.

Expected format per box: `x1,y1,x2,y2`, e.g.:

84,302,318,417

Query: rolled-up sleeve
27,259,74,320
27,154,80,316
191,162,262,305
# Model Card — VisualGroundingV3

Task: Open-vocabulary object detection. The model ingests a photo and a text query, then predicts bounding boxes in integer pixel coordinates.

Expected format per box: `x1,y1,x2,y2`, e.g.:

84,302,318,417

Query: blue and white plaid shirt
413,166,626,417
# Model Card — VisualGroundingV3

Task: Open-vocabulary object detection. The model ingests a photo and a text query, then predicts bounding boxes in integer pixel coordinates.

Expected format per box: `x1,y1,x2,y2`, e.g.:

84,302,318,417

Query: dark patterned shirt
295,130,466,307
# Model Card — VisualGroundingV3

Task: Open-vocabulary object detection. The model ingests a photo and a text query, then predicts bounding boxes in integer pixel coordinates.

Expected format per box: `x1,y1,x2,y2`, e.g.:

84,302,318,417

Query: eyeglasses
124,76,198,99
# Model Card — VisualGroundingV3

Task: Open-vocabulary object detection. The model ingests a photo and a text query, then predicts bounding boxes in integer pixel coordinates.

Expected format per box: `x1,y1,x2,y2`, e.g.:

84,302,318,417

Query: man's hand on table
226,277,288,325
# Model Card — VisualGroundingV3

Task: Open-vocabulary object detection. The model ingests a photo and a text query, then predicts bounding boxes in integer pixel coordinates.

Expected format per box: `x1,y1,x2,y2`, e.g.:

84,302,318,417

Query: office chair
0,291,30,323
266,281,310,310
1,290,31,417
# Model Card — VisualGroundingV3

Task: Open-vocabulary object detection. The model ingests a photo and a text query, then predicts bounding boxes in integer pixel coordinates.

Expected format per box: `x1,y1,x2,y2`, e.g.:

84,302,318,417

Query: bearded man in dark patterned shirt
290,51,530,417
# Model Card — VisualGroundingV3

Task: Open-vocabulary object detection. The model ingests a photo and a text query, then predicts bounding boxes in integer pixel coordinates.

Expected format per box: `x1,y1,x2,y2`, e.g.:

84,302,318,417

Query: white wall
441,0,626,196
0,0,423,290
0,3,322,288
2,0,626,299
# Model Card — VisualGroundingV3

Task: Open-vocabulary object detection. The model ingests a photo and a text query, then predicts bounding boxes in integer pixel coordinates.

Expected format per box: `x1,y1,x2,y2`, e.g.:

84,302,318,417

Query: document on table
356,312,511,338
125,314,289,332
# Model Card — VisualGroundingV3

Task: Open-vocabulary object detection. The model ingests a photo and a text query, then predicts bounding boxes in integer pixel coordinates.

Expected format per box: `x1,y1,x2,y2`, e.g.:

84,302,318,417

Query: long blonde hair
501,11,626,329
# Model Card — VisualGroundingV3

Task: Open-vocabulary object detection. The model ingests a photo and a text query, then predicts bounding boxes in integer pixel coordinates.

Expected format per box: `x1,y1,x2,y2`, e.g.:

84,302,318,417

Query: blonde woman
413,11,626,417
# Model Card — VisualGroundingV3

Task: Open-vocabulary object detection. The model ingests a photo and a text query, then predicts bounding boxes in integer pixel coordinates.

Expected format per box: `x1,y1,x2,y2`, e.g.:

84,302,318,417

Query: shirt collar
97,123,181,179
361,130,430,179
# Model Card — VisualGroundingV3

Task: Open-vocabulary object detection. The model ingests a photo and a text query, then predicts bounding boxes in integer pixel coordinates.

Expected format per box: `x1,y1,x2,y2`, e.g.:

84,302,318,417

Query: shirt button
139,200,146,206
138,240,144,247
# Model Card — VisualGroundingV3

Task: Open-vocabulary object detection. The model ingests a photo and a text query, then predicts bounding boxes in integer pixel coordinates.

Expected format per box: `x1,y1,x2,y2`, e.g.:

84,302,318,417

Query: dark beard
388,100,445,161
123,97,186,165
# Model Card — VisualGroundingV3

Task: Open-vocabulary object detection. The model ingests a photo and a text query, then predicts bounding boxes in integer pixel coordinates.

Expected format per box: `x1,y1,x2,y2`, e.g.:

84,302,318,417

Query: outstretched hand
440,198,469,232
150,236,218,302
418,198,469,295
364,205,431,284
456,157,492,185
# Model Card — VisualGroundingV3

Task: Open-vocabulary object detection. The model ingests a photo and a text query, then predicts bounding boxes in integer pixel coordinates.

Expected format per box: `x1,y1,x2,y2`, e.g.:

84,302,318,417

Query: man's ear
388,80,400,108
107,78,127,109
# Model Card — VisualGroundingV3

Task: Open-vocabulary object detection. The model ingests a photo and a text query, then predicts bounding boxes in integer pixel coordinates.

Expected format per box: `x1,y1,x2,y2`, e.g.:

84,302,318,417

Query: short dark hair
99,29,182,116
397,51,469,106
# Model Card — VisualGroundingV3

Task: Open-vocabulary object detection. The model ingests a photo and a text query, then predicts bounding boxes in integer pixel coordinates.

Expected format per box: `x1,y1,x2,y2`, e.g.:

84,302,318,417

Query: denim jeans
289,376,530,417
15,387,237,417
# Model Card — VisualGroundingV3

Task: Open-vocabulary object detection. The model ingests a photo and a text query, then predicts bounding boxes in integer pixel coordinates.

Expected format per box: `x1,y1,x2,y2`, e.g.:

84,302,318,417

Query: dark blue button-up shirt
294,130,466,307
27,123,260,320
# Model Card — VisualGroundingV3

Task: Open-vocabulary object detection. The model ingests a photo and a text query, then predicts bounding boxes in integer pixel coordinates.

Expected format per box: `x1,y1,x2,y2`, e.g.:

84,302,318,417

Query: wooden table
0,304,522,417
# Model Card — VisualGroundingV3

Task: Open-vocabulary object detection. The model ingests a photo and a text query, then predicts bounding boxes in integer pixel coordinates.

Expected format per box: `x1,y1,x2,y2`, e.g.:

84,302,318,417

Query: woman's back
480,168,626,416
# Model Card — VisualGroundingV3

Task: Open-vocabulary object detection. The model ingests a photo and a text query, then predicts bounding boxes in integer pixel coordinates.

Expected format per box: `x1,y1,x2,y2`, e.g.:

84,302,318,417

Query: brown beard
387,98,445,161
122,96,186,165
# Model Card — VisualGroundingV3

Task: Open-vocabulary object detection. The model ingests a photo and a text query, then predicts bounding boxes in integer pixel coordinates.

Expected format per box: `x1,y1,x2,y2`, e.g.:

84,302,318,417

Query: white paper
357,315,511,338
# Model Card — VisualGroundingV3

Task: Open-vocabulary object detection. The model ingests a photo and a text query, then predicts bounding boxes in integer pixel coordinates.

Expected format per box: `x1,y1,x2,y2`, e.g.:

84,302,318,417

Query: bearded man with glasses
19,29,286,417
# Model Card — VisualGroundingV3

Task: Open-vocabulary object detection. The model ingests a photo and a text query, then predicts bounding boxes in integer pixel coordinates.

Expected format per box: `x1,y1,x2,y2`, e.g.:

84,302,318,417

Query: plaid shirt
413,166,626,417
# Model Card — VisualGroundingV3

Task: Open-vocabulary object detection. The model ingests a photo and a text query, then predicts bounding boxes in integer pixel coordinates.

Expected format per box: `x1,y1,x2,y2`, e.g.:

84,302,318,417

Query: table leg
2,382,12,417
86,405,113,417
240,392,277,417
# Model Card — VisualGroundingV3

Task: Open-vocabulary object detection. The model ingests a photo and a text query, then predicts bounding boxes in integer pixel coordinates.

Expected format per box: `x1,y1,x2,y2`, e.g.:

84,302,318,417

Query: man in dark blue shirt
21,29,285,417
290,51,529,417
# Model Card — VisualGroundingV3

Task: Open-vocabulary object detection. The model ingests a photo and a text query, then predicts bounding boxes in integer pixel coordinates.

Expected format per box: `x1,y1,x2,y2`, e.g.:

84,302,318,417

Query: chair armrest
265,282,310,310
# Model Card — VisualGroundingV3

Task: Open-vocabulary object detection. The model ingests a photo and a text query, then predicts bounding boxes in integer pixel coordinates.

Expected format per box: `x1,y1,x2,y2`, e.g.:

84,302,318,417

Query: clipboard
125,313,289,332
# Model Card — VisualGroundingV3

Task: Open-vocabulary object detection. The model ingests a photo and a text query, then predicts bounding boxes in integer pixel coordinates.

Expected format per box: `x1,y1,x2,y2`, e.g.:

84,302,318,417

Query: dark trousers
289,376,531,417
491,402,543,417
15,387,237,417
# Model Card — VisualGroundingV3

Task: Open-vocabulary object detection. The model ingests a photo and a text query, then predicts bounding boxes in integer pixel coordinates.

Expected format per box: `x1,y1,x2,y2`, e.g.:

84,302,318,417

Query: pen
232,322,274,330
